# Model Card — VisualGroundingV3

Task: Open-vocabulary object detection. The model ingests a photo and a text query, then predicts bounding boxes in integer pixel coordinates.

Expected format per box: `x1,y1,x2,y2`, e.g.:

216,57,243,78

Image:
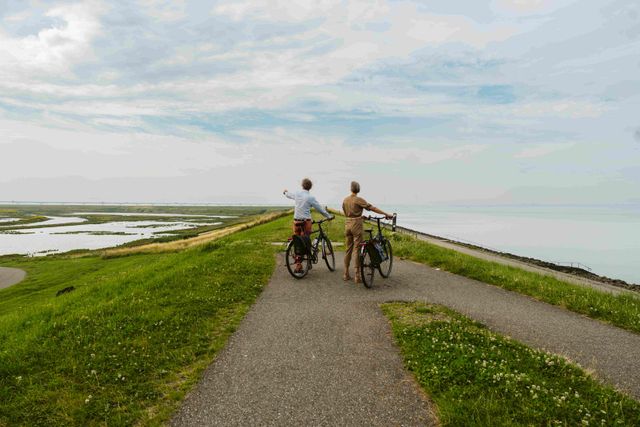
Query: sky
0,0,639,206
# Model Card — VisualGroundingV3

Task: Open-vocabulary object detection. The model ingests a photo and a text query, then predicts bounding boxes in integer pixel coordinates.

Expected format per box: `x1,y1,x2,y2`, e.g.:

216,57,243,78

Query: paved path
399,228,637,296
0,267,26,290
172,253,640,426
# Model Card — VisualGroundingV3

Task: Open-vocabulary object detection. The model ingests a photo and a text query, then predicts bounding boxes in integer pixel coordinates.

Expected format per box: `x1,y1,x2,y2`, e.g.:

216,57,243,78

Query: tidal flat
0,204,286,256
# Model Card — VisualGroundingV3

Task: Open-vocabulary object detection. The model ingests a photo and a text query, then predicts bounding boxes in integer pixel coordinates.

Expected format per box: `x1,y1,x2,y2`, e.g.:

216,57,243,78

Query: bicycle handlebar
312,216,335,225
364,213,397,220
363,213,397,231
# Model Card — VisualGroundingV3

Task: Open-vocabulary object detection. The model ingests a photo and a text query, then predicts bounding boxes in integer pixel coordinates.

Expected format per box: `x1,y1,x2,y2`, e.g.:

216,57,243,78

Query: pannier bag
292,235,311,255
367,242,386,266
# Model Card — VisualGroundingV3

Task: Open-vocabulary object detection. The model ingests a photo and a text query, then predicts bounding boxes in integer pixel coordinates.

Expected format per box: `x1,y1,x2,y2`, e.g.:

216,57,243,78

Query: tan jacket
342,194,371,218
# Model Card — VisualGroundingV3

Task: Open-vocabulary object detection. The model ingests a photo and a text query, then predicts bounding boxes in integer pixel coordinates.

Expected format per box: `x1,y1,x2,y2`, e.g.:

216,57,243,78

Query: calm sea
380,204,640,286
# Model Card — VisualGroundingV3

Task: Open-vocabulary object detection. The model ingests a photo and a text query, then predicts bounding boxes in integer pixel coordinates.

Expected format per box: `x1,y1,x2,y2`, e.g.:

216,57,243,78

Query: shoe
342,274,351,281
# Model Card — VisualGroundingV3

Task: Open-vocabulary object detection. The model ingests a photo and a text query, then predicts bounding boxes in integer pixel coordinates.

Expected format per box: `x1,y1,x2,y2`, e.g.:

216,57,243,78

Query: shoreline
394,224,639,293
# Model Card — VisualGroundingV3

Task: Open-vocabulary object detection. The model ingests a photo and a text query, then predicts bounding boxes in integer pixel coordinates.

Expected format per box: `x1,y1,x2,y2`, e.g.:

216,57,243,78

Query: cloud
514,142,576,159
137,0,186,22
1,0,639,205
509,101,607,119
0,2,104,78
491,0,579,16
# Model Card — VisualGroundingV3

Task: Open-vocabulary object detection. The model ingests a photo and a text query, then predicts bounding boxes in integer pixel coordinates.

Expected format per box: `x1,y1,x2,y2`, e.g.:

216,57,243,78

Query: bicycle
358,214,397,288
285,217,335,279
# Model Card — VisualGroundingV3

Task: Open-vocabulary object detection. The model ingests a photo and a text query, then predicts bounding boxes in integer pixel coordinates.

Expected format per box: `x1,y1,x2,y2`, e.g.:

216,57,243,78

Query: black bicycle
358,214,396,288
285,217,335,279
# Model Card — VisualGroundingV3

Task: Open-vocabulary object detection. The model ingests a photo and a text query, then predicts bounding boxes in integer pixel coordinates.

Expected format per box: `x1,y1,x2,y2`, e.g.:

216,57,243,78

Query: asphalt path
399,228,637,296
172,253,640,426
0,267,26,290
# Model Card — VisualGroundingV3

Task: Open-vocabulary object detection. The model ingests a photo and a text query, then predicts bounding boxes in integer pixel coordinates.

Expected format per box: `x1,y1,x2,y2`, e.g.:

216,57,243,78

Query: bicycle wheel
378,239,393,278
321,238,335,271
359,244,375,288
285,240,309,279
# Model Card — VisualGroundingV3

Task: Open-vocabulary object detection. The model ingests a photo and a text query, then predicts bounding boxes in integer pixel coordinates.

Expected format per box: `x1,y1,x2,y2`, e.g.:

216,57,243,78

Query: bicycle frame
358,214,396,287
285,216,335,278
287,218,329,259
359,215,395,265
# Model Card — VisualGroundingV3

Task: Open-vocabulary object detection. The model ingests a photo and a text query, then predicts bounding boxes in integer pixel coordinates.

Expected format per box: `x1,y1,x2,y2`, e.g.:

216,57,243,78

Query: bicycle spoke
322,238,335,271
360,246,375,288
286,241,309,279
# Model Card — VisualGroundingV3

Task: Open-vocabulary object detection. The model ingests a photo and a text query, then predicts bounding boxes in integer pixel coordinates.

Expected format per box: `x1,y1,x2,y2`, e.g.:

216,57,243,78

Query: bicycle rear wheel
321,238,335,271
377,239,393,278
359,245,375,288
285,240,309,279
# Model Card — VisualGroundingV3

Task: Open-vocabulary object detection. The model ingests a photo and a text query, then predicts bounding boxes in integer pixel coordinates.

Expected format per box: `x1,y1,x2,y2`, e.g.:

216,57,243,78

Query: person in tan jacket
342,181,393,283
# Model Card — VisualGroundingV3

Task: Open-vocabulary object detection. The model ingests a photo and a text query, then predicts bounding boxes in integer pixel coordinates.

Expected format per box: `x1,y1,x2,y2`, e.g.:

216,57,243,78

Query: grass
389,232,640,334
2,209,638,425
0,205,290,258
382,301,640,426
99,210,290,257
0,215,48,228
0,214,294,426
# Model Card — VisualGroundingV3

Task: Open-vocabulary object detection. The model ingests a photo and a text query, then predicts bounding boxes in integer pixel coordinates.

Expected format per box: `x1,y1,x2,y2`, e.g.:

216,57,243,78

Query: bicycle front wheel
321,238,335,271
359,245,375,288
285,241,309,279
378,239,393,278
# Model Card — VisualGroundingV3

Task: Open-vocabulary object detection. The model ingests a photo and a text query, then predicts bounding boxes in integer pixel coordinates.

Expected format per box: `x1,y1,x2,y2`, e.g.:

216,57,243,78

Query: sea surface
380,204,640,286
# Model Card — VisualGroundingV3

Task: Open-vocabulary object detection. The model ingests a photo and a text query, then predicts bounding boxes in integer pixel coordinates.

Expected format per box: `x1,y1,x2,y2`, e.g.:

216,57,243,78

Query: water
0,218,19,224
72,212,237,219
0,219,219,256
0,216,87,227
383,204,640,285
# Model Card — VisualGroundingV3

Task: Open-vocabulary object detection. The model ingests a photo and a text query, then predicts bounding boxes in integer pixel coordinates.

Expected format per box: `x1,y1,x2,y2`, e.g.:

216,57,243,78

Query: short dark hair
351,181,360,194
302,178,312,190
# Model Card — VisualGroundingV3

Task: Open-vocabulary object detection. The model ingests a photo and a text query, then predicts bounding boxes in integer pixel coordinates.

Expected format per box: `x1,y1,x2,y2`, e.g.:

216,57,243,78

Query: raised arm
368,205,393,219
309,196,332,219
283,189,295,200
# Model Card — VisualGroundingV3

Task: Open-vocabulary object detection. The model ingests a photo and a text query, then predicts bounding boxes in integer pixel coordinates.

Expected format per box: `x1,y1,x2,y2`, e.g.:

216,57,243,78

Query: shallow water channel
0,215,222,256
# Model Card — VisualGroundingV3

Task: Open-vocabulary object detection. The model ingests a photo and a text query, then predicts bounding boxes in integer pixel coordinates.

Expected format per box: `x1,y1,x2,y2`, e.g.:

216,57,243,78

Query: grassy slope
0,215,293,426
1,212,639,425
383,302,640,426
389,232,640,334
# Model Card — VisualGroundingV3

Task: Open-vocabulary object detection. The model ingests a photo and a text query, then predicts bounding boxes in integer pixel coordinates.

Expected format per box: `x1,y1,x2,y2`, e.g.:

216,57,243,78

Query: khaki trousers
344,217,363,277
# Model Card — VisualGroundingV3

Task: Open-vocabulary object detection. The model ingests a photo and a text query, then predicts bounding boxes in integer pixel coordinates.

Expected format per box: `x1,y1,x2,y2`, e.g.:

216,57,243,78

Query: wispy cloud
0,0,638,203
514,142,576,159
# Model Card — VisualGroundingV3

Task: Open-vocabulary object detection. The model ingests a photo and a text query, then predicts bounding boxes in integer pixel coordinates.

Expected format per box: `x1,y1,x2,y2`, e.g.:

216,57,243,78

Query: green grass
0,215,48,228
3,210,638,425
0,204,285,233
382,301,640,426
389,232,640,334
0,215,293,426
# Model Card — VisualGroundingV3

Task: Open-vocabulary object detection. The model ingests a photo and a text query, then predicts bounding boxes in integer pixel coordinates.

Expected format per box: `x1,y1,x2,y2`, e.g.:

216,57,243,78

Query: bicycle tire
377,239,393,278
359,244,375,288
321,238,336,271
285,240,309,279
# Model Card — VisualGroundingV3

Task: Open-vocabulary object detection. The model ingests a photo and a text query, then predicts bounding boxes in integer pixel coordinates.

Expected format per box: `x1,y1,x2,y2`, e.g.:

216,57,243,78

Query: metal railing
553,262,593,272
